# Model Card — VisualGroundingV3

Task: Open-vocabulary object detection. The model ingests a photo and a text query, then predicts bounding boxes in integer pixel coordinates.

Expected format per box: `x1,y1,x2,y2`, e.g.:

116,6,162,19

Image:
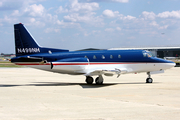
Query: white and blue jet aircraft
11,23,175,84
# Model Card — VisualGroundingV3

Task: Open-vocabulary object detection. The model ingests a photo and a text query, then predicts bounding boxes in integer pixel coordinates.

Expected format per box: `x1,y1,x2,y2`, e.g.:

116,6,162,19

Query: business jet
11,23,175,84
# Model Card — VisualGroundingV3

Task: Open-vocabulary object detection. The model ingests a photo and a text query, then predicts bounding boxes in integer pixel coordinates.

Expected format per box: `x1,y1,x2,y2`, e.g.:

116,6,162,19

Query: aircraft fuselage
11,50,175,75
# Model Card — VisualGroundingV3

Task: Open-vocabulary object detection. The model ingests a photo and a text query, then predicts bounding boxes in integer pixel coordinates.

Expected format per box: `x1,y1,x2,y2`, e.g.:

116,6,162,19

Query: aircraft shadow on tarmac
0,82,159,88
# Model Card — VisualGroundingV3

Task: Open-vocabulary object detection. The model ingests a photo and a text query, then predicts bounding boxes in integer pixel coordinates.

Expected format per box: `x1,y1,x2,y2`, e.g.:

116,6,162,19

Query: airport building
109,47,180,58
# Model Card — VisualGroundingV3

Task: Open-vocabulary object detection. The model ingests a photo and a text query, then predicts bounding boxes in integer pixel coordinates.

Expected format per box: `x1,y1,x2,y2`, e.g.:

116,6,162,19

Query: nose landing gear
146,72,153,83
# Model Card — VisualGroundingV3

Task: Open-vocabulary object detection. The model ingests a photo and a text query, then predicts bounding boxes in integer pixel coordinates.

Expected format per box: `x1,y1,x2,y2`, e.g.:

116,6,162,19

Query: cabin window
118,55,121,58
110,55,113,59
48,50,52,54
102,55,105,59
93,55,96,59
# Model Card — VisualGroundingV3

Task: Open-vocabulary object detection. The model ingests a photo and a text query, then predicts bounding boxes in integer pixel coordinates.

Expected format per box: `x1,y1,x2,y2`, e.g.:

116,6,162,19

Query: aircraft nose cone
167,61,176,68
172,62,176,67
163,59,176,69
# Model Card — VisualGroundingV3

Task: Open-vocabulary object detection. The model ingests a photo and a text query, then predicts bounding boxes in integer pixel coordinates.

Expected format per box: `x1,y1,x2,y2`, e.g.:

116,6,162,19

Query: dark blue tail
14,23,69,56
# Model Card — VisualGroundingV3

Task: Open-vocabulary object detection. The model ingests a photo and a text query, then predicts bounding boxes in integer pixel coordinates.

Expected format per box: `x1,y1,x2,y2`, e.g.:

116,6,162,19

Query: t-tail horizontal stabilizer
14,23,69,56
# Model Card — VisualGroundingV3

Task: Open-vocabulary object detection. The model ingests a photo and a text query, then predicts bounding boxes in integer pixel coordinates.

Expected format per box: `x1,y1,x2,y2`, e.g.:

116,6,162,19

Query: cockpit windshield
143,51,156,58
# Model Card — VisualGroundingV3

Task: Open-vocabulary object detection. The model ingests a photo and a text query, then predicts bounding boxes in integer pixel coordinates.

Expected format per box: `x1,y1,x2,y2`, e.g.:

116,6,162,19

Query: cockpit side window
143,53,147,57
143,51,156,58
147,53,152,57
147,52,156,57
143,53,151,58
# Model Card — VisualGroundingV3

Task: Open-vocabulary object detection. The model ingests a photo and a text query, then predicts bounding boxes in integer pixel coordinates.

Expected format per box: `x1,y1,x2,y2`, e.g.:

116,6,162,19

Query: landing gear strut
146,72,153,83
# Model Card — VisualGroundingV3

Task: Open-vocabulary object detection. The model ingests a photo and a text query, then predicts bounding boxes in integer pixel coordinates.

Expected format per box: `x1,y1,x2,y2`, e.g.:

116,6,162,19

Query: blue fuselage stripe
11,50,174,64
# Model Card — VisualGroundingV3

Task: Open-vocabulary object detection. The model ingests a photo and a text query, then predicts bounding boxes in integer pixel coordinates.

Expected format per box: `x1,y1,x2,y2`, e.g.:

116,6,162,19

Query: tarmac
0,67,179,120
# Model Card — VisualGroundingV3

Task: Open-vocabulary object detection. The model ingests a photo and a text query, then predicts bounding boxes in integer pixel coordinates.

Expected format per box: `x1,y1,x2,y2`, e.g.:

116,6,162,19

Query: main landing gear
85,72,153,84
85,76,94,84
86,75,104,85
146,72,153,83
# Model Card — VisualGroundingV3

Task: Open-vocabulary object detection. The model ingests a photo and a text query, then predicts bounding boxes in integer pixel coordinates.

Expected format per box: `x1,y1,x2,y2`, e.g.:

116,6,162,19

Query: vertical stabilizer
14,23,69,56
14,23,40,56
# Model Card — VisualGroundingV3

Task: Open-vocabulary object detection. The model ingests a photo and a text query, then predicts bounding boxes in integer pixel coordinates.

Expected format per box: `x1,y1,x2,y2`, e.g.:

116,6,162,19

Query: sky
1,0,180,54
